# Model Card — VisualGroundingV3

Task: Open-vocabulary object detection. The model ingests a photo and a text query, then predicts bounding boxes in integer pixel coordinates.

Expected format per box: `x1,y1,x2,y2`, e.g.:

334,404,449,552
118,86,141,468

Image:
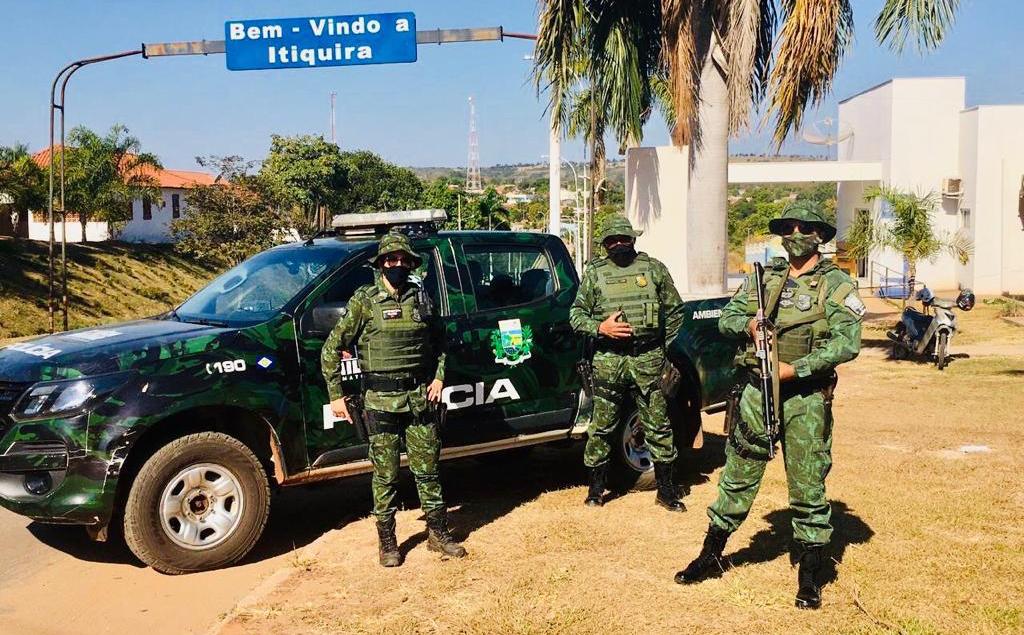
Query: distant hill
408,154,828,188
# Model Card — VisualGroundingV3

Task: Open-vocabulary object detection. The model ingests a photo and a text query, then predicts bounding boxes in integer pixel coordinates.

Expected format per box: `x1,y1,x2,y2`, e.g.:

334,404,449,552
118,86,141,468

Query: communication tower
466,96,483,192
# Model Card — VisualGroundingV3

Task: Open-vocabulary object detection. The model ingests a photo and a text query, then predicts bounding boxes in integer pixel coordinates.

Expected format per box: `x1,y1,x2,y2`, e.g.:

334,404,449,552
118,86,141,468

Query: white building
625,77,1024,296
28,147,215,243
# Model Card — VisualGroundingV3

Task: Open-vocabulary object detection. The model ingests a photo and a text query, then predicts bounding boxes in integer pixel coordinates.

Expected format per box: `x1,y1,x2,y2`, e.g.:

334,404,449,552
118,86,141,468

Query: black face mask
383,266,411,288
606,243,636,264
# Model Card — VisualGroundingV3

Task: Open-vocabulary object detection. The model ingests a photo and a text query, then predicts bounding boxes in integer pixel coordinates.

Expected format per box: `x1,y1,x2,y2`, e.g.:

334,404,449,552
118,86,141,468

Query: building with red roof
27,146,216,243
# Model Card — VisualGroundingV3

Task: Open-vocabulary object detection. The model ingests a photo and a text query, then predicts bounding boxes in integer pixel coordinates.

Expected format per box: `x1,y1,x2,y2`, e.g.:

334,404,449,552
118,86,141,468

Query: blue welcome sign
225,12,417,71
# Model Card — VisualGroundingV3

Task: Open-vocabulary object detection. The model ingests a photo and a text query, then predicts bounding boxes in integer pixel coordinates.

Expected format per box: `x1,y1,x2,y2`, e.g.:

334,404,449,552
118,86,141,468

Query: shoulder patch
843,292,867,318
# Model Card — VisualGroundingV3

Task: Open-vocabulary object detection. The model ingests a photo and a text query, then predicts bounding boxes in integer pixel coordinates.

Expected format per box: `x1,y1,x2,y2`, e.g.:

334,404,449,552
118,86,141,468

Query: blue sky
0,0,1020,171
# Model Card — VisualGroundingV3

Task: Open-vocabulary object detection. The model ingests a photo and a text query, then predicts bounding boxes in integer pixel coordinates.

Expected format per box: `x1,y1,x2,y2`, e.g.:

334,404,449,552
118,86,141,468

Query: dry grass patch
0,237,220,340
224,330,1023,635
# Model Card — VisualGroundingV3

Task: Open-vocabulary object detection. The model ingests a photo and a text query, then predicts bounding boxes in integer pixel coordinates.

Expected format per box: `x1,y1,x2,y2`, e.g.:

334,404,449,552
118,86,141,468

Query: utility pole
330,91,337,145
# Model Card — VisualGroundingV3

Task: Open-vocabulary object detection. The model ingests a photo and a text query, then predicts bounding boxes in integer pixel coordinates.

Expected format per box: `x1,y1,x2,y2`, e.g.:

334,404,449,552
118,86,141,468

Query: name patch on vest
382,308,403,320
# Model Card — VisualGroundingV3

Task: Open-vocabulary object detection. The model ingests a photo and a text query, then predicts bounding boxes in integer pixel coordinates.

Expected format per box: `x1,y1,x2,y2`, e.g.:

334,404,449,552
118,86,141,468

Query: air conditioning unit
941,177,963,198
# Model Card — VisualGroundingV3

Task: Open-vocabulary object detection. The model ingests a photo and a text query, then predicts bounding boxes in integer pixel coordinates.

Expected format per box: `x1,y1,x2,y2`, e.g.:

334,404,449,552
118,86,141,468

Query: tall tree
63,124,163,242
0,143,45,237
336,150,424,213
259,135,350,238
536,0,960,293
172,156,280,266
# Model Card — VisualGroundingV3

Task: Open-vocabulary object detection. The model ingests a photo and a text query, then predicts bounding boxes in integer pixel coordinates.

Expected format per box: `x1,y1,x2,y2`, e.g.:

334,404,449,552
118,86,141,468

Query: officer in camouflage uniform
571,216,686,511
675,202,864,609
322,231,467,567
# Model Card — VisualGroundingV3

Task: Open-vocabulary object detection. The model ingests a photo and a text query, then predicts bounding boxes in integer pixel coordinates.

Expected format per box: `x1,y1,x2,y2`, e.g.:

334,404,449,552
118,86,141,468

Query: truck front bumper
0,414,116,528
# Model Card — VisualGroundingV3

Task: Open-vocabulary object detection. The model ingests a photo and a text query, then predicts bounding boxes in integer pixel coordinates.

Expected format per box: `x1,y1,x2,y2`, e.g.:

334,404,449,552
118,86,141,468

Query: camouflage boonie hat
598,215,642,243
768,201,837,242
369,231,423,268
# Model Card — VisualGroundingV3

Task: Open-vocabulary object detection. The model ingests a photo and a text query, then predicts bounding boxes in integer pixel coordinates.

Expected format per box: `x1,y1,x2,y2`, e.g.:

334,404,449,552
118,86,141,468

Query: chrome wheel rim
159,463,244,551
621,412,653,473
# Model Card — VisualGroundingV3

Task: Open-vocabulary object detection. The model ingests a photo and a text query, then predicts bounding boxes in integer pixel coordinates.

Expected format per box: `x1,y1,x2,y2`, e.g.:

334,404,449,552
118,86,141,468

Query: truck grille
0,381,31,429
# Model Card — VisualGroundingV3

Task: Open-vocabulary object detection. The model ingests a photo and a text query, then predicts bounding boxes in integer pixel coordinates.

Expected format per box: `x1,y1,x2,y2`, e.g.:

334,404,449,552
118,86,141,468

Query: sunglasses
382,254,416,267
777,221,817,236
602,236,633,247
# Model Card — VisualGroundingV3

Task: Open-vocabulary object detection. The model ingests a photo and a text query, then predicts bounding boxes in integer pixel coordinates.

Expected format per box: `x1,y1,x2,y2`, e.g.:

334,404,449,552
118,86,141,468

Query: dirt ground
218,302,1024,635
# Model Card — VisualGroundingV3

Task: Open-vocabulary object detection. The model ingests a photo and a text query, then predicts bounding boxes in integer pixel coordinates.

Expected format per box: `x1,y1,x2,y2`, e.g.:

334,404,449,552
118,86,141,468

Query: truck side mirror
301,302,348,338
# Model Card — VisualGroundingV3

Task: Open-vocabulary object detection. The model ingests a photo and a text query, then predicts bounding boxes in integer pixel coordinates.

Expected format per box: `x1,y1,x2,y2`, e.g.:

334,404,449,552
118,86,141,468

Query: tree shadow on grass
728,500,874,586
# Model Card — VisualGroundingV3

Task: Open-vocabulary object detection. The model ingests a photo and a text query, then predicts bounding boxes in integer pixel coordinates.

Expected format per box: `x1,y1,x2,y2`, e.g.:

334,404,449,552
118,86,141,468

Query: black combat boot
425,508,468,558
795,543,824,609
654,462,686,512
584,463,608,507
674,524,731,584
376,516,401,568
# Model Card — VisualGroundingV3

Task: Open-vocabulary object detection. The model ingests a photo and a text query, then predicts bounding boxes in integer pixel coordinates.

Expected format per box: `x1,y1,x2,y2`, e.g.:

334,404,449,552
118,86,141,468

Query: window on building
463,244,555,311
959,208,971,230
172,194,181,219
142,199,152,220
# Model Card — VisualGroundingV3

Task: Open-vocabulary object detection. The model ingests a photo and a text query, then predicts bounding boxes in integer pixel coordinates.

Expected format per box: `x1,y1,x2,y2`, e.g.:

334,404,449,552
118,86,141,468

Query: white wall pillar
547,115,561,237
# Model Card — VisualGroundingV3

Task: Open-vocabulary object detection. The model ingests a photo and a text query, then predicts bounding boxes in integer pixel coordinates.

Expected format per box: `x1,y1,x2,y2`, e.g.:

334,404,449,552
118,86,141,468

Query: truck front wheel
123,432,271,575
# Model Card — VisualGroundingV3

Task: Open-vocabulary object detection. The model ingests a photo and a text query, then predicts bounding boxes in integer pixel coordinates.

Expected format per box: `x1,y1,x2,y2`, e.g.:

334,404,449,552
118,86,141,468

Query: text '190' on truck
0,210,737,574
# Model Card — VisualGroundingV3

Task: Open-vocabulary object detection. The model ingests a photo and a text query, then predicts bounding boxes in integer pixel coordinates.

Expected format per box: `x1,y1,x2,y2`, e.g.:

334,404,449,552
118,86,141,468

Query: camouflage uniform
321,276,446,521
677,201,863,608
570,216,685,509
322,232,465,564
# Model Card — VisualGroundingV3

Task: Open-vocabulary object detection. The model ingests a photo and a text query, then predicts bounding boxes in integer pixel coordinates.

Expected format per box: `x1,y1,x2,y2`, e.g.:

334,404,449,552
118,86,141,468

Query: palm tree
63,124,163,242
535,0,960,293
844,184,972,292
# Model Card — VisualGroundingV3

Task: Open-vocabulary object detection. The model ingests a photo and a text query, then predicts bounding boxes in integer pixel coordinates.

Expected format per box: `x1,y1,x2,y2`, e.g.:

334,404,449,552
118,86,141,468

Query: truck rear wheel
608,409,657,491
123,432,270,575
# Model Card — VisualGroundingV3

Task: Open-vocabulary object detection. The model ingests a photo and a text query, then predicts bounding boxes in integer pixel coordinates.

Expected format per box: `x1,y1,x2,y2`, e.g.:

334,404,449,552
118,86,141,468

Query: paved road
0,480,370,635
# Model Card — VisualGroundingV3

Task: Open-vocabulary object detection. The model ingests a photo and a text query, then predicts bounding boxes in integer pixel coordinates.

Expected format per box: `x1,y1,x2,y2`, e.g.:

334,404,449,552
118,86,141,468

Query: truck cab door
294,240,450,470
440,236,582,445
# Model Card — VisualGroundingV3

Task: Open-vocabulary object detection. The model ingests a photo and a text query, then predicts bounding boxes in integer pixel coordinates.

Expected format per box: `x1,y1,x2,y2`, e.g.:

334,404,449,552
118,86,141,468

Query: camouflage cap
598,215,642,243
768,200,837,242
369,231,423,268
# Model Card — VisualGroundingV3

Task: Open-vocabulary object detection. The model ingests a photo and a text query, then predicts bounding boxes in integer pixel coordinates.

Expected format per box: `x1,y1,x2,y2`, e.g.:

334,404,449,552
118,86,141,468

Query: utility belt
361,371,430,393
745,370,837,399
596,337,662,357
363,403,447,436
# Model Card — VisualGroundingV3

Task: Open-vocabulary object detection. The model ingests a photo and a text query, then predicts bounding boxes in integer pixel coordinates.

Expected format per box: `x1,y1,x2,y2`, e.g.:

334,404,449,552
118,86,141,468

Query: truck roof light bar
330,209,449,238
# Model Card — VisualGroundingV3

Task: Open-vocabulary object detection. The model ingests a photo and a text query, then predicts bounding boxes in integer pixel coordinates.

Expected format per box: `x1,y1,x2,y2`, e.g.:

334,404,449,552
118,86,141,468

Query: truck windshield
174,245,345,327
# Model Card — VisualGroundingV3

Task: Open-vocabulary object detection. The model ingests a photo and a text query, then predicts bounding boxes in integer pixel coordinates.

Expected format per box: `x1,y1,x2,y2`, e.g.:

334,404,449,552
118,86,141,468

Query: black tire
935,331,949,370
608,406,656,492
123,432,270,575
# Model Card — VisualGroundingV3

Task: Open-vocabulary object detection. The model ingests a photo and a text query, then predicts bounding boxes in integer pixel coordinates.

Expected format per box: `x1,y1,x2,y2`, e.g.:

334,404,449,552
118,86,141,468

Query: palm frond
768,0,854,148
589,0,662,148
534,0,586,132
661,0,707,146
722,0,775,135
875,0,959,54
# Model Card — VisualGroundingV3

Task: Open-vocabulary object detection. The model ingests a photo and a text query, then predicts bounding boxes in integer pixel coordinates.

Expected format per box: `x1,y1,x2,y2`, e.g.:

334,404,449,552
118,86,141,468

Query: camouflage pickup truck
0,210,737,574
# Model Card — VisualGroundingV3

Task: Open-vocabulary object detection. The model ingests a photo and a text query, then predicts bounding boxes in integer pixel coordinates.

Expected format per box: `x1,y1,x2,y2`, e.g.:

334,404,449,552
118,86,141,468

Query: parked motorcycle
887,286,975,370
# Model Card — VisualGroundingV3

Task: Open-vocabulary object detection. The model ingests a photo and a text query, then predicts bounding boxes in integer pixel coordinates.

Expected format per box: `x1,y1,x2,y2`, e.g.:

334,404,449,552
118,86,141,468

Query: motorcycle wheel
935,331,949,370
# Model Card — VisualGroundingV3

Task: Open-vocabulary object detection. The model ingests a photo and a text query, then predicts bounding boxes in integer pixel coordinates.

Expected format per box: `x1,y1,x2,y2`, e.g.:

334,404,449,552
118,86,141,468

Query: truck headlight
12,372,134,420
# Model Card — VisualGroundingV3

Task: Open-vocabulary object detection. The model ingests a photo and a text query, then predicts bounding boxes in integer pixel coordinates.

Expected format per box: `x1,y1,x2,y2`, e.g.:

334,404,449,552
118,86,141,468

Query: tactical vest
357,284,432,375
593,253,662,343
739,259,854,366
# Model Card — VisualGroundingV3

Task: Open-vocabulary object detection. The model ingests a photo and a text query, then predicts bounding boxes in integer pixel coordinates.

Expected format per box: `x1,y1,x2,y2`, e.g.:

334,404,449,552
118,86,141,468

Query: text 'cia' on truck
0,210,737,574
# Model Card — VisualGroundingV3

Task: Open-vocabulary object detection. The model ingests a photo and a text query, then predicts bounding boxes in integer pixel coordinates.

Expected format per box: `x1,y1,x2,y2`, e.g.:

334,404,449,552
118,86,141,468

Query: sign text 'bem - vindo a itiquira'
224,12,417,71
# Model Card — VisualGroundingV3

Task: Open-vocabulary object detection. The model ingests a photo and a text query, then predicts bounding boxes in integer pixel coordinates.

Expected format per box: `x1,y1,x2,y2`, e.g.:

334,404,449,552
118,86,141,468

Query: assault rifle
752,262,781,459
